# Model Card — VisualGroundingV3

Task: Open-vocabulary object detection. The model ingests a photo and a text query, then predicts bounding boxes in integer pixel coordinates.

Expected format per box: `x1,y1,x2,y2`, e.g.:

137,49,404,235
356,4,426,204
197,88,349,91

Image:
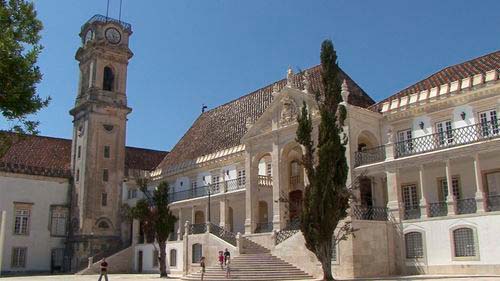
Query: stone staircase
182,237,314,281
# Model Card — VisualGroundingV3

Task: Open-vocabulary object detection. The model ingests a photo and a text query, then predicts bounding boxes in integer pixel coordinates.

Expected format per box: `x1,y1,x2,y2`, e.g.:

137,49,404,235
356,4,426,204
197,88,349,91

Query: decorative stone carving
341,79,349,104
279,96,298,127
245,117,254,129
286,67,294,88
302,70,310,94
272,83,280,98
386,126,394,144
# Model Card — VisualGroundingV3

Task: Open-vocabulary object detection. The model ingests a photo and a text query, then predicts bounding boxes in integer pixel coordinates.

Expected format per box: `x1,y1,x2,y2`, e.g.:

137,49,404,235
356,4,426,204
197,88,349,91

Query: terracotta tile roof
371,50,500,112
158,65,374,170
0,132,167,178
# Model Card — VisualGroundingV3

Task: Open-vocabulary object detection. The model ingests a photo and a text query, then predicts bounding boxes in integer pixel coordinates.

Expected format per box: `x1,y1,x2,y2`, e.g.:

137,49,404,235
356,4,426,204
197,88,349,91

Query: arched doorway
194,211,205,224
289,190,303,222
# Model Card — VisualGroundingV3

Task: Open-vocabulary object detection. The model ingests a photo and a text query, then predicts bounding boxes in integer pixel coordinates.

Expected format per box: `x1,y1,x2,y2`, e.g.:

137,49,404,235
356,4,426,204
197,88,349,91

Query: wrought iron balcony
188,223,207,235
351,205,388,221
403,205,421,220
254,222,273,233
354,146,387,167
257,175,273,187
84,14,132,32
208,223,237,246
428,202,448,217
395,121,500,158
487,194,500,212
456,198,477,214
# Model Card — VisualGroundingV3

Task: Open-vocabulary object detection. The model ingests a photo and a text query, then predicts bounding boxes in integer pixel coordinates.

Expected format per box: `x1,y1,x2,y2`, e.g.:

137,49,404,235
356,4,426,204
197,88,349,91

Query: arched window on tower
103,66,114,91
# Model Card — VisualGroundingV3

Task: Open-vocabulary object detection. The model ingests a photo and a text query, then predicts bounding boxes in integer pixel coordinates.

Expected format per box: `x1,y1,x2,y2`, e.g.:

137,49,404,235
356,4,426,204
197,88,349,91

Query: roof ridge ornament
341,79,349,104
302,70,310,94
286,66,294,88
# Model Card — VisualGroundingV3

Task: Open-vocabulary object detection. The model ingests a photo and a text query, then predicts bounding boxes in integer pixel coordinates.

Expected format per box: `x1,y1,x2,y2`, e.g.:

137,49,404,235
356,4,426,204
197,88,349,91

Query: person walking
218,251,224,269
98,258,109,281
225,260,231,279
224,248,230,265
200,256,206,281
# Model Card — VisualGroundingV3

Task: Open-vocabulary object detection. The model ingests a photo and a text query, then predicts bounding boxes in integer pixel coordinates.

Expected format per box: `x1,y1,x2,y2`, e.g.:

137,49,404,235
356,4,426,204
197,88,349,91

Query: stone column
445,160,456,215
244,149,258,234
220,198,228,229
191,206,195,224
183,221,189,276
131,219,140,245
418,165,428,218
272,137,284,231
177,209,183,241
473,154,486,212
386,169,402,221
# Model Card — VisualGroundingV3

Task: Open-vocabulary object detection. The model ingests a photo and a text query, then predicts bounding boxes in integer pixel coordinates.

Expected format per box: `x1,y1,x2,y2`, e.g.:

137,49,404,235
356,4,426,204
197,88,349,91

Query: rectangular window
11,247,27,268
397,129,413,154
212,175,220,190
104,145,110,159
266,163,272,177
439,177,461,200
479,109,498,137
76,169,80,182
101,193,107,207
13,204,31,235
77,145,81,159
436,120,453,146
402,184,419,208
103,169,109,182
153,249,159,267
486,171,500,195
191,180,197,189
405,232,424,259
237,170,246,186
50,207,68,236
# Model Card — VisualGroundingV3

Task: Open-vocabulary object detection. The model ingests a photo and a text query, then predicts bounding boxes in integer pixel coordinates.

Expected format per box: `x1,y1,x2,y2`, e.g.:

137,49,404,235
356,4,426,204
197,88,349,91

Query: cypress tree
296,40,350,281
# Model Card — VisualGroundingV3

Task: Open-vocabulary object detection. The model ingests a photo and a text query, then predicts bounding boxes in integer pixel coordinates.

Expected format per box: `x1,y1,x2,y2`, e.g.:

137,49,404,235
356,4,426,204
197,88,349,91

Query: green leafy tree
296,40,353,280
0,0,49,155
130,179,178,277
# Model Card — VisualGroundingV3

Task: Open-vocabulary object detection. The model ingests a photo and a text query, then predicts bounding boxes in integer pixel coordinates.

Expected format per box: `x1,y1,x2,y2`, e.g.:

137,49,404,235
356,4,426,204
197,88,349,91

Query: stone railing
257,175,273,187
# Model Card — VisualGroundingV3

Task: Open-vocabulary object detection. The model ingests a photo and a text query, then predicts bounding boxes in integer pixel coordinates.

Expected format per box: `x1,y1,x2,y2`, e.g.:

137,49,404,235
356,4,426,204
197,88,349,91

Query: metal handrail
351,205,388,221
188,223,207,235
428,202,448,217
354,146,386,167
84,14,132,32
254,222,273,233
395,120,500,158
487,194,500,212
208,223,237,246
456,198,477,214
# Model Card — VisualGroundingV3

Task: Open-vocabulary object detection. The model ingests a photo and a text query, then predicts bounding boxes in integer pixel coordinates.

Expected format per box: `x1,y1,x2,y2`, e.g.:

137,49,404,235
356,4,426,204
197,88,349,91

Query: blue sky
10,0,500,151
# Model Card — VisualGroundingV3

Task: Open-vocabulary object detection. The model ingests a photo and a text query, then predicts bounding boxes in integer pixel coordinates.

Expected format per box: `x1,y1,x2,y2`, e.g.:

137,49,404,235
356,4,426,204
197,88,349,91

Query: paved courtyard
1,274,500,281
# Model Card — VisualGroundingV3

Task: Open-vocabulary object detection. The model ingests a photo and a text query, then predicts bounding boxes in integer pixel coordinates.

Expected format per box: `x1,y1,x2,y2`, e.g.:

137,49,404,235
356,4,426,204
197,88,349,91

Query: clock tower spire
69,15,133,270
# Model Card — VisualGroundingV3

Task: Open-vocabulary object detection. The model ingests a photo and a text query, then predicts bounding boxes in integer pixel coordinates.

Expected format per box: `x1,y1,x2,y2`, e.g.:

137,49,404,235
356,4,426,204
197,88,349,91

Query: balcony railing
254,222,273,233
403,205,421,220
258,175,273,187
188,223,207,235
351,205,388,221
428,202,448,217
354,146,386,167
456,198,477,215
395,121,500,158
487,194,500,212
168,179,246,204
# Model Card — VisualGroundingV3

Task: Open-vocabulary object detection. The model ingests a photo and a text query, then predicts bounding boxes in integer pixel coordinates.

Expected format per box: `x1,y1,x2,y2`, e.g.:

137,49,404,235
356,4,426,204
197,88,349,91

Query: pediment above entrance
242,86,319,141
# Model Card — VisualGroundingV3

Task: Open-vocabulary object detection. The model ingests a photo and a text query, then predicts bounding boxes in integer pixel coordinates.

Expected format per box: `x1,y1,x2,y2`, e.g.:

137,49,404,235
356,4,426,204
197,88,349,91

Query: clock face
84,29,94,44
105,27,121,44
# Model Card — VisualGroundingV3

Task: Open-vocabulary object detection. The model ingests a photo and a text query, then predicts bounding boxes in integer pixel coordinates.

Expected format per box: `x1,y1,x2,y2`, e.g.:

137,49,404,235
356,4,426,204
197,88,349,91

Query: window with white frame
212,175,220,190
237,169,246,186
191,179,198,189
479,109,498,136
13,204,31,235
397,129,413,153
192,243,202,263
170,249,177,267
127,188,137,199
435,120,453,146
11,247,27,268
439,177,461,200
405,232,424,259
50,207,68,236
402,184,419,210
453,227,477,258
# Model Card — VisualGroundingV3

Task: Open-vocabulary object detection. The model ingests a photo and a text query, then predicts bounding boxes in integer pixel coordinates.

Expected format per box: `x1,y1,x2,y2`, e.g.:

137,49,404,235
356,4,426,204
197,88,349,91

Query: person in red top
218,251,224,269
98,258,109,281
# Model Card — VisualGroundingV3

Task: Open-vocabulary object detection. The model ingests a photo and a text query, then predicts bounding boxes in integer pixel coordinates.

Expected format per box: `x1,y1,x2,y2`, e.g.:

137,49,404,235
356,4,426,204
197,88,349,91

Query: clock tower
69,15,133,269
